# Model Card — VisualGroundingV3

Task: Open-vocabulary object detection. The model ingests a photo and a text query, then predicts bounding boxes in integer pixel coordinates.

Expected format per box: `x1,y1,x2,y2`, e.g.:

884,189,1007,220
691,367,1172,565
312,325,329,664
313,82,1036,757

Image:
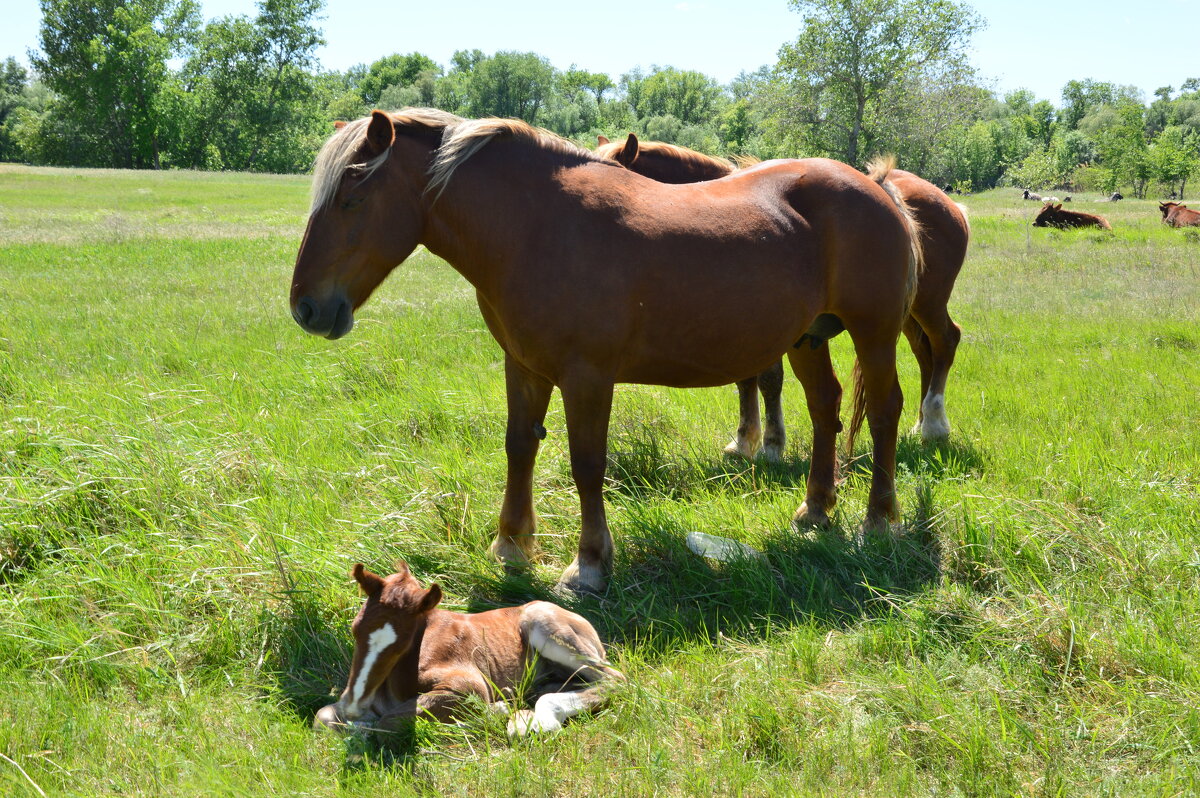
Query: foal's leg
491,355,554,568
723,376,763,459
507,684,616,738
759,359,787,462
852,337,904,533
556,372,616,594
909,307,962,442
787,345,841,527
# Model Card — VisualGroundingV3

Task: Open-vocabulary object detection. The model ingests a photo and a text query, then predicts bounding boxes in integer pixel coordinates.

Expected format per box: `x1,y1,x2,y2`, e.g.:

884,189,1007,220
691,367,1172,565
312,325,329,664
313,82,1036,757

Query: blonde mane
636,140,737,177
310,108,607,215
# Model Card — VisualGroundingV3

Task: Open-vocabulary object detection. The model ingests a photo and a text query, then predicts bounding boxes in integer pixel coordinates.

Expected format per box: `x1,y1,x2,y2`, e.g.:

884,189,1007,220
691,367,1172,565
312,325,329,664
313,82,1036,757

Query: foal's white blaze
345,622,397,716
920,392,951,441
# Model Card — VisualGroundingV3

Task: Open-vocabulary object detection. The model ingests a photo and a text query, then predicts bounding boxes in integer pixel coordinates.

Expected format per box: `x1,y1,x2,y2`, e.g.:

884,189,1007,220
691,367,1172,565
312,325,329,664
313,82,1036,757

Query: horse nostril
295,296,317,326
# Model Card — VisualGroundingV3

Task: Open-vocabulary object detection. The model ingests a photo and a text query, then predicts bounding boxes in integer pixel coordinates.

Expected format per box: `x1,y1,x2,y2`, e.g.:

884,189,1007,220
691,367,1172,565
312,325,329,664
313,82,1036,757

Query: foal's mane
310,108,609,214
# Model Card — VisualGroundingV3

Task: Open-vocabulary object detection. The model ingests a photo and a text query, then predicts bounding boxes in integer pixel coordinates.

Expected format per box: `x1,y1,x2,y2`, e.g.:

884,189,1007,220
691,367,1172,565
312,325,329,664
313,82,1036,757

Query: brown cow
1160,202,1200,228
1032,203,1111,230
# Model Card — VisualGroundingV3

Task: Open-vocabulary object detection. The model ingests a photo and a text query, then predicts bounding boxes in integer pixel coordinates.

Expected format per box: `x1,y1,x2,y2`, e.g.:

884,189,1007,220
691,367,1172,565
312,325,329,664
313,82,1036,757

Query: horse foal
315,562,623,738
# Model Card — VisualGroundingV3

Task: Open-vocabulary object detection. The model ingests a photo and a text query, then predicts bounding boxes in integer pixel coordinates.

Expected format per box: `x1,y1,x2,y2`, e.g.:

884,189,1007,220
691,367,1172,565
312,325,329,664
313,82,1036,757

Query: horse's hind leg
902,316,933,435
492,355,554,568
852,336,904,533
759,360,787,462
786,344,841,527
724,376,763,459
909,307,961,442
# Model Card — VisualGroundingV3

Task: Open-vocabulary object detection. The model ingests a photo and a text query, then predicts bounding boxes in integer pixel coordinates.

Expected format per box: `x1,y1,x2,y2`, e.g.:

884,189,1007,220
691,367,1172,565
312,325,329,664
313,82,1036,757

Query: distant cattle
1160,202,1200,227
1107,192,1123,202
1023,189,1042,201
1033,203,1112,230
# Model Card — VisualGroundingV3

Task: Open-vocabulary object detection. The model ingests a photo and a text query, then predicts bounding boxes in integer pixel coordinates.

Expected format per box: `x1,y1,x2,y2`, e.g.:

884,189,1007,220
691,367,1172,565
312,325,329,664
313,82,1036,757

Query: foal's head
331,561,442,723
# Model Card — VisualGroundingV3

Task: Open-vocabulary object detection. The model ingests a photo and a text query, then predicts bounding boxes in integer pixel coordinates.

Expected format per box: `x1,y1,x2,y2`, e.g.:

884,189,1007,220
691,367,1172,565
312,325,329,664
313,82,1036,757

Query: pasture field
2,163,1199,796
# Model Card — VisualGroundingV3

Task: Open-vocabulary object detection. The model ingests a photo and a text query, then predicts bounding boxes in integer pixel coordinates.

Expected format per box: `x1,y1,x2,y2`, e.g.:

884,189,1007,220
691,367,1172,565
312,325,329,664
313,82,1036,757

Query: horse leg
759,359,787,462
852,337,904,534
787,344,841,527
491,354,554,569
910,307,961,442
902,315,933,435
723,376,762,459
556,372,616,594
507,684,617,738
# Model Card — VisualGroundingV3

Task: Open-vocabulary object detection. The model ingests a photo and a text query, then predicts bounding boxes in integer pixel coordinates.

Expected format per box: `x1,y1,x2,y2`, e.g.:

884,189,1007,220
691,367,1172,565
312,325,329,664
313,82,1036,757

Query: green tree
358,52,438,106
622,66,723,126
448,50,555,121
31,0,200,168
178,0,325,171
773,0,982,165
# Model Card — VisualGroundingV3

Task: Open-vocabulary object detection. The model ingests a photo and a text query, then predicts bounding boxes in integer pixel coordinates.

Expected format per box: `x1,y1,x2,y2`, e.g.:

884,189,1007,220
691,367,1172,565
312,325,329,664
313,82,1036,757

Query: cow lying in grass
1032,203,1112,230
314,562,624,738
1160,202,1200,227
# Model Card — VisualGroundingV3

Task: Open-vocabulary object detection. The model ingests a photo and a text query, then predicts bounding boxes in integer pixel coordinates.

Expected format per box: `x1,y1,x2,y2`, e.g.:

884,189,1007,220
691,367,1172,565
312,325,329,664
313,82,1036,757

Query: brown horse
1160,202,1200,227
596,133,969,451
314,562,623,737
290,109,918,593
1032,203,1111,230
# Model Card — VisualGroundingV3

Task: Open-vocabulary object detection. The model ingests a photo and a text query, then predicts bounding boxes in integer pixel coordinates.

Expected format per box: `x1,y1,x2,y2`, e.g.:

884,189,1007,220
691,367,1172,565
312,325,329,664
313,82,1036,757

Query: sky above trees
0,0,1193,104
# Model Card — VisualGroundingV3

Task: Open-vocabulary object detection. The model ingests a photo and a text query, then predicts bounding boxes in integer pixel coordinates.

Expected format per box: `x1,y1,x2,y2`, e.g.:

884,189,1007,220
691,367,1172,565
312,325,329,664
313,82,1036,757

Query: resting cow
1032,203,1111,230
1160,202,1200,228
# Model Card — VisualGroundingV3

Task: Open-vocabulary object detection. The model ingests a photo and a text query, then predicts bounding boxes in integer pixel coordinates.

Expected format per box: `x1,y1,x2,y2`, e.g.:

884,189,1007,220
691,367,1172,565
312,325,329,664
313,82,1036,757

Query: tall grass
2,164,1198,795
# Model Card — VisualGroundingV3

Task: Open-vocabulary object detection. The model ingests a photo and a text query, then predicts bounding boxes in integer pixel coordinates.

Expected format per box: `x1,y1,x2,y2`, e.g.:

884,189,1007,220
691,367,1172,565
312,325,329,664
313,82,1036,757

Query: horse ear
420,583,442,613
615,133,639,167
1055,203,1062,210
597,135,609,146
352,563,384,598
334,120,347,130
365,110,395,157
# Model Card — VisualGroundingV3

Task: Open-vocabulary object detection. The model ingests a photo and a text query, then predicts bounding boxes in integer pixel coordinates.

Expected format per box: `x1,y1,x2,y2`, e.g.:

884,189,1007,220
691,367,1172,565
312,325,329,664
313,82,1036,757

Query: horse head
290,110,442,340
316,561,442,727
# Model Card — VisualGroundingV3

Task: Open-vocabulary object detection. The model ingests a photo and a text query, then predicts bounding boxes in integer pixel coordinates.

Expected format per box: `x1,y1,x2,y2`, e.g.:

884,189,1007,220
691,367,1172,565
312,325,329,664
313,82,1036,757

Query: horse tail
844,156,925,457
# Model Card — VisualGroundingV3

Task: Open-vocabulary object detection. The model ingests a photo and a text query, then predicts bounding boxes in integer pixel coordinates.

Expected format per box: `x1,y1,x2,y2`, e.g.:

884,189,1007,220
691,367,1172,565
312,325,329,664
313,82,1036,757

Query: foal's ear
419,583,442,613
597,135,609,146
365,110,395,156
615,132,639,167
352,563,385,599
334,120,347,130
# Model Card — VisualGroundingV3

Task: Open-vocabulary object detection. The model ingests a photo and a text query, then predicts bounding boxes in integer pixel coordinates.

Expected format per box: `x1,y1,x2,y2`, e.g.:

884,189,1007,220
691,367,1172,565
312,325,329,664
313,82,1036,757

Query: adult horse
596,134,970,456
290,109,919,594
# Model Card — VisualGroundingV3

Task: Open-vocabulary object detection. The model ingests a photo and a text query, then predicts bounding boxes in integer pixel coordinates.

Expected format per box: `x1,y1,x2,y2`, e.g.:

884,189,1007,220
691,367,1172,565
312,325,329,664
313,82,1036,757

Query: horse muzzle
292,293,354,340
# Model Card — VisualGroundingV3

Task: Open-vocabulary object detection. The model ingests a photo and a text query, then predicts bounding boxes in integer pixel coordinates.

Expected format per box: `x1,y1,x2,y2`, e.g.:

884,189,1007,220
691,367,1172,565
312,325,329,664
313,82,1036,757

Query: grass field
2,163,1199,796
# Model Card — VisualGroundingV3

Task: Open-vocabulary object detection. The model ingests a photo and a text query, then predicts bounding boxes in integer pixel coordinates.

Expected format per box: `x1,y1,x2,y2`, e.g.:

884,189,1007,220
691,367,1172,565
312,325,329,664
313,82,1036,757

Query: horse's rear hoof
792,502,832,529
556,558,608,596
723,437,759,460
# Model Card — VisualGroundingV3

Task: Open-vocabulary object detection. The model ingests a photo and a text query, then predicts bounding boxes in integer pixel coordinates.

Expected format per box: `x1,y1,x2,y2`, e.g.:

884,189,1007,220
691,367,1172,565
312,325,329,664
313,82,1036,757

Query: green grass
2,163,1199,795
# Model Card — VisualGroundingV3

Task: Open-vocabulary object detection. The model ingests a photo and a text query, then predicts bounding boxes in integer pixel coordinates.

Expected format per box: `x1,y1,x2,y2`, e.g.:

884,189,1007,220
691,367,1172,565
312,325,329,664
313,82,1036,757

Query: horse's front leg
556,371,615,594
491,354,554,569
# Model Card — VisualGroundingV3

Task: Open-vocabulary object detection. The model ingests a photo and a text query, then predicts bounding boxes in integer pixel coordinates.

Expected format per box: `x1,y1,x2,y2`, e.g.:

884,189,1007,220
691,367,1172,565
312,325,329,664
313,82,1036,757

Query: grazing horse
1032,202,1111,230
290,109,918,592
1160,202,1200,227
596,133,968,450
314,562,623,737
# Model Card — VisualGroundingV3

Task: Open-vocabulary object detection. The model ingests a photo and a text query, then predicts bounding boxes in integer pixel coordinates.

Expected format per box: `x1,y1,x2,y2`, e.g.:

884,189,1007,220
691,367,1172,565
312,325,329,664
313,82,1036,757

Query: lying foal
314,562,623,738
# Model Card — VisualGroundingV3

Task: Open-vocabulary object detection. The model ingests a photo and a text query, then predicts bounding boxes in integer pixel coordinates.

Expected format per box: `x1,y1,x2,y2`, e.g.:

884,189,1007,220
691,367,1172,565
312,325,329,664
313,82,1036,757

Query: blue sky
2,0,1193,104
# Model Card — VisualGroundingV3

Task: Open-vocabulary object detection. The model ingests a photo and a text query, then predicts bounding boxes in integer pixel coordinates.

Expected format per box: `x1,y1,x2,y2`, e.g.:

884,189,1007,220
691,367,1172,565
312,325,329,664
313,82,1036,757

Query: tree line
2,0,1198,198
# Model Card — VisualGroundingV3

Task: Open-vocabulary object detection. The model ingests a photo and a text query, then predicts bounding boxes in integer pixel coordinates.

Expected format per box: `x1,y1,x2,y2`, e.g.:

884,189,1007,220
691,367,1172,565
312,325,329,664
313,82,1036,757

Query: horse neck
421,142,615,290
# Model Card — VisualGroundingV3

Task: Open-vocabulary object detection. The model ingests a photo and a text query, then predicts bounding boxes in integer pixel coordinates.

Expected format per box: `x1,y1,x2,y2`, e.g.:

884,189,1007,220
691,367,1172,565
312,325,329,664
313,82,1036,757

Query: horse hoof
792,502,832,529
556,559,607,596
722,437,759,460
507,709,537,739
758,443,784,463
490,536,535,570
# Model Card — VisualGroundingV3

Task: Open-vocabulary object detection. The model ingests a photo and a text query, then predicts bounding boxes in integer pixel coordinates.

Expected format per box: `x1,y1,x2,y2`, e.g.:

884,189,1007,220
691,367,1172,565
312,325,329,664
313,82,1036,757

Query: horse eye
341,196,365,211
